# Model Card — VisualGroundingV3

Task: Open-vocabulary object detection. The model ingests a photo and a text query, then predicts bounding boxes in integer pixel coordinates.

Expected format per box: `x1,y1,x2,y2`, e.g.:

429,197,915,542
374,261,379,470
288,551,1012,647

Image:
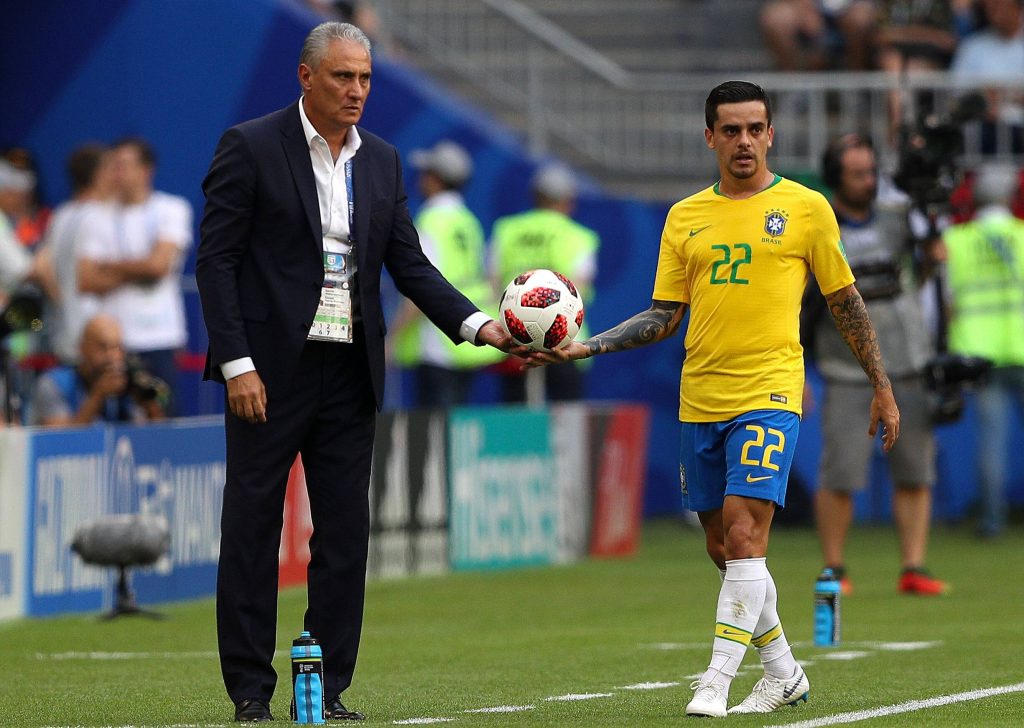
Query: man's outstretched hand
475,320,513,352
519,340,591,368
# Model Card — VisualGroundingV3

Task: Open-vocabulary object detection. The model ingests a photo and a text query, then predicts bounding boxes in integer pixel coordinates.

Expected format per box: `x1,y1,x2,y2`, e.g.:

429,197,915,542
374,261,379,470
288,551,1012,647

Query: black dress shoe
325,696,365,720
234,698,273,722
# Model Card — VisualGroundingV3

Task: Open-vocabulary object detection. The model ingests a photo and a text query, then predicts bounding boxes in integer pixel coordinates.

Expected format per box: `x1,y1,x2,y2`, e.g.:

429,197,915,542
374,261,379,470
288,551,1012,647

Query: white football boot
685,679,728,718
728,665,810,714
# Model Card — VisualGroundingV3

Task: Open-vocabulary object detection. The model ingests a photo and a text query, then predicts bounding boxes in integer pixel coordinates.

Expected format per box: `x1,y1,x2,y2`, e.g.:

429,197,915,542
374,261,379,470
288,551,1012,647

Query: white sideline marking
817,650,870,661
41,651,218,663
866,641,942,651
619,681,681,690
639,642,709,650
767,682,1024,728
393,719,454,725
464,705,534,713
545,692,614,701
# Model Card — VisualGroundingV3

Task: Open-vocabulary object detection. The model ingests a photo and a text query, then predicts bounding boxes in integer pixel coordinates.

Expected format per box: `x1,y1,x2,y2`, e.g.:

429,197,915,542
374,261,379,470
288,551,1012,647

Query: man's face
80,321,125,380
982,0,1023,36
299,39,372,134
111,145,152,201
705,101,774,182
836,146,877,210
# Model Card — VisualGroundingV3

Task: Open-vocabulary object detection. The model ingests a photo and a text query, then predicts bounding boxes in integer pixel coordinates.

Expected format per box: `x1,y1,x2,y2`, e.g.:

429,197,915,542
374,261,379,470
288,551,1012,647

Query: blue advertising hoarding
25,419,225,617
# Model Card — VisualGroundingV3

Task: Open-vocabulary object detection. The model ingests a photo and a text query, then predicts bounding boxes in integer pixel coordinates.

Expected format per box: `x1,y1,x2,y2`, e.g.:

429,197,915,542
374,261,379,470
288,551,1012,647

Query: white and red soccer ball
499,269,584,352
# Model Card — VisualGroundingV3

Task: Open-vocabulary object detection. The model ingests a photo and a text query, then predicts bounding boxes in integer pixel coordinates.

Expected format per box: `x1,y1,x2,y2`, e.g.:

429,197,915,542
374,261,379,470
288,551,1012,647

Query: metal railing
375,0,1024,185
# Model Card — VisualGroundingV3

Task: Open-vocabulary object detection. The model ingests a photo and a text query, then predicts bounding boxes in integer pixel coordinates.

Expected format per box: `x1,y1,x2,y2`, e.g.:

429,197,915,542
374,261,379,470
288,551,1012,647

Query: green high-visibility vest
944,214,1024,366
491,208,600,339
394,201,503,369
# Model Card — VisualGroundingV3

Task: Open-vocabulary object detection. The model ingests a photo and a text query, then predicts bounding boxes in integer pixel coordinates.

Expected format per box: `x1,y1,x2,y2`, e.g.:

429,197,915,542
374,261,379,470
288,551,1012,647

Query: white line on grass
544,692,614,701
767,681,1024,728
618,681,682,690
464,705,535,713
393,719,455,725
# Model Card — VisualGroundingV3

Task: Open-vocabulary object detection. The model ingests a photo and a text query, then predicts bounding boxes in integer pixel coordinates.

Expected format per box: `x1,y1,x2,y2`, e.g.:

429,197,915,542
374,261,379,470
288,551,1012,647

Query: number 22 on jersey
709,243,752,285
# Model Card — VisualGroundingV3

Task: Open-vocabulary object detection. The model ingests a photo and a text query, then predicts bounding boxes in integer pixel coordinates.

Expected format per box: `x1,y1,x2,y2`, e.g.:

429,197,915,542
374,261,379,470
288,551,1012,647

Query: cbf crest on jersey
765,209,788,237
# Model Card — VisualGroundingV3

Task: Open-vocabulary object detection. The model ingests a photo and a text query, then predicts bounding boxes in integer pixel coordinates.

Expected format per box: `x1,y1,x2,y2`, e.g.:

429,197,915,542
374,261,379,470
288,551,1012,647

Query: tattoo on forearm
827,287,891,390
586,300,685,356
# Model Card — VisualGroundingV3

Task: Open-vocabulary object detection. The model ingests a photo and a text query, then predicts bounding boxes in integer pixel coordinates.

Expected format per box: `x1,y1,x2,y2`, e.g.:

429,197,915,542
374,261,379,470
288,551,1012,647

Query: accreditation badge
308,252,353,343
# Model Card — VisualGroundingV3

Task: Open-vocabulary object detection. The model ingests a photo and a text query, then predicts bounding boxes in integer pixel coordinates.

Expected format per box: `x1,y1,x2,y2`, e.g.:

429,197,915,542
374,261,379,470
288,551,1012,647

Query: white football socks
750,567,799,679
702,557,768,691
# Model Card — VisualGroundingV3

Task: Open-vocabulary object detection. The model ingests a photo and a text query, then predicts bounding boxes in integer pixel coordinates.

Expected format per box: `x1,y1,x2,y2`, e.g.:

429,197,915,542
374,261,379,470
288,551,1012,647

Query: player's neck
716,169,776,200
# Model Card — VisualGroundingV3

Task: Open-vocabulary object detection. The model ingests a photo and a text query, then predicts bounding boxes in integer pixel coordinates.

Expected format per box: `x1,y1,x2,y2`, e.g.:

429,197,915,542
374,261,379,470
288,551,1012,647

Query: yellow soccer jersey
653,175,854,422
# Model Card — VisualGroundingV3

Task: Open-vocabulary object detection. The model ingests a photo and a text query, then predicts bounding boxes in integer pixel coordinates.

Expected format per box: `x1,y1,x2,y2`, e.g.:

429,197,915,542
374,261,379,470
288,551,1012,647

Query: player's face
299,39,372,138
837,146,877,210
705,101,773,182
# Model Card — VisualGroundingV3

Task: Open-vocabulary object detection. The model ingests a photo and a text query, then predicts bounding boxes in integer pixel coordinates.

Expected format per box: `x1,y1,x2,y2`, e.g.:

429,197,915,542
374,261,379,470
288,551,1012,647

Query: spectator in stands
30,313,165,426
390,140,502,407
490,162,600,402
951,0,1024,154
77,137,193,414
875,0,968,137
760,0,877,71
808,134,947,595
35,143,116,363
943,162,1024,538
1,148,51,251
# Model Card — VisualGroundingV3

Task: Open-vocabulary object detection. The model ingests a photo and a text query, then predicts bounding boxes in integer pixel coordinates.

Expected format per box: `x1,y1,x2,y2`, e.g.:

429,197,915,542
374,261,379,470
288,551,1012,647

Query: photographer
807,134,948,595
30,313,165,426
943,162,1024,538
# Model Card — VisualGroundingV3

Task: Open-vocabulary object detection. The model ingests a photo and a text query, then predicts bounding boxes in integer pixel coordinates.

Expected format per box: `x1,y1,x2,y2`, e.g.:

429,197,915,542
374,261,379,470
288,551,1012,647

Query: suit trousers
217,336,377,704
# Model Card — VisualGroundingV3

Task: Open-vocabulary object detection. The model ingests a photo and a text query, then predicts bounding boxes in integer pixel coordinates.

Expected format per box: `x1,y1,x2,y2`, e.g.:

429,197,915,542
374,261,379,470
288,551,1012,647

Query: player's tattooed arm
585,299,687,356
825,284,891,390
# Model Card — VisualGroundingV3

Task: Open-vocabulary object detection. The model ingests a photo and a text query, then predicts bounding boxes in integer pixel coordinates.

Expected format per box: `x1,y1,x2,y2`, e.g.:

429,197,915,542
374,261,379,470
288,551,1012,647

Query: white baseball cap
531,162,577,201
409,140,473,186
0,160,35,192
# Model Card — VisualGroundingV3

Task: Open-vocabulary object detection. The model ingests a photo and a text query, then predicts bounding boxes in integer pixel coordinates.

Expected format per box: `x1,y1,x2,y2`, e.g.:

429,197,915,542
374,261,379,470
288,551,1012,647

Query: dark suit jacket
196,102,479,408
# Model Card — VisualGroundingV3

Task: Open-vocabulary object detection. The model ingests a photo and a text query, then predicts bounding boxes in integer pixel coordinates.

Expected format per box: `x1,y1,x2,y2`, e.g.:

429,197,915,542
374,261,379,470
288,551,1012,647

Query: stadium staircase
375,0,769,202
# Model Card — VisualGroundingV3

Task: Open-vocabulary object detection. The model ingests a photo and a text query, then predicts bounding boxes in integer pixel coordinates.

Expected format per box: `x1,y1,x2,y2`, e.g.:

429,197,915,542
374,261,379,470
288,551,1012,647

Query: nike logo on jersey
688,225,711,237
746,474,772,483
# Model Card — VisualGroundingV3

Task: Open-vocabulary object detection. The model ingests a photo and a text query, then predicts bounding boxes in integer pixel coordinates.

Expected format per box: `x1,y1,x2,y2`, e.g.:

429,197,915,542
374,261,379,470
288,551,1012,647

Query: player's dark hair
113,135,157,168
704,81,772,130
66,143,107,195
821,133,874,189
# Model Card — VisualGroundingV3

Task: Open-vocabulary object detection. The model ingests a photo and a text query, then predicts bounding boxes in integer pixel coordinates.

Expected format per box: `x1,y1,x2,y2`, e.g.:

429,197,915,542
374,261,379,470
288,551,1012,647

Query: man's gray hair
300,22,372,69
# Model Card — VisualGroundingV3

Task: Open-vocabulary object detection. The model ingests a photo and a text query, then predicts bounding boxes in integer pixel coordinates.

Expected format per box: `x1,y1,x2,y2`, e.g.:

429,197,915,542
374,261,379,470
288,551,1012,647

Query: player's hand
476,320,513,352
227,370,267,424
521,340,591,368
868,385,900,452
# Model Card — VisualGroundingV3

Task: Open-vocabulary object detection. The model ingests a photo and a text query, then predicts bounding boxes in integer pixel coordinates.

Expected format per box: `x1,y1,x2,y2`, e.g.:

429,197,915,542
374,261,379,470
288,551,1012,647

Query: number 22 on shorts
740,425,785,471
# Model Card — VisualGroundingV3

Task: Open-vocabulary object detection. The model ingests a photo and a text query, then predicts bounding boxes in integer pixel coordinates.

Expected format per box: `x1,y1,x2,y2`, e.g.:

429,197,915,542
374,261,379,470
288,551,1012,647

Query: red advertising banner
279,455,312,587
589,405,650,557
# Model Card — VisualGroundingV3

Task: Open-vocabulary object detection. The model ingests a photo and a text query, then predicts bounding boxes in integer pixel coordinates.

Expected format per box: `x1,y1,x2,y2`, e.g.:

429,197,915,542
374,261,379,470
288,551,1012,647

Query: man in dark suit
196,22,510,723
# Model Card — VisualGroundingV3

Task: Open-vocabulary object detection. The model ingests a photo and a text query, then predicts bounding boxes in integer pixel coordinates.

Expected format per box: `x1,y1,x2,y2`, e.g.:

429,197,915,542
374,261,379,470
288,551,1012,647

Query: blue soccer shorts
679,409,800,512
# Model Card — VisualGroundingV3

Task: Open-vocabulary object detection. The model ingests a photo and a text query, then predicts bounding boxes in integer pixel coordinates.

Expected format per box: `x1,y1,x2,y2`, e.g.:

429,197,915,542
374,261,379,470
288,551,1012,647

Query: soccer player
521,80,900,716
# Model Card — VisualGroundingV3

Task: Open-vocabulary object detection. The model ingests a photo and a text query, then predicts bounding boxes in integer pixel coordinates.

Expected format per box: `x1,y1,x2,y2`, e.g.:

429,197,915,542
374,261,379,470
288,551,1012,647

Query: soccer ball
499,269,584,352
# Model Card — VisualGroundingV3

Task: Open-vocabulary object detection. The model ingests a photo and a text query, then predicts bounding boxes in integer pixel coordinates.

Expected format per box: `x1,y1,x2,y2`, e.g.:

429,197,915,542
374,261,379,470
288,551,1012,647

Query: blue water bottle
813,568,841,647
290,631,325,724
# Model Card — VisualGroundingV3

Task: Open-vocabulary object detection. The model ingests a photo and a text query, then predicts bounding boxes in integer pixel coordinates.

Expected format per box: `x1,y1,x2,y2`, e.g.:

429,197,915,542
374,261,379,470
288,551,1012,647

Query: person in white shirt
34,143,116,363
951,0,1024,153
78,137,193,413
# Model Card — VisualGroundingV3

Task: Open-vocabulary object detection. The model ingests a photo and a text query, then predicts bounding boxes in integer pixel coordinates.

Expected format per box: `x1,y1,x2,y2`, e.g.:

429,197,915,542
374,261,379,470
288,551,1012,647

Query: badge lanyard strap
344,157,354,248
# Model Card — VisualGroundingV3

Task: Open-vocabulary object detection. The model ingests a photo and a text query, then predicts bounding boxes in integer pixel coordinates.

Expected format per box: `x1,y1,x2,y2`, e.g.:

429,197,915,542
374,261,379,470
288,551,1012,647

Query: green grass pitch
1,520,1021,726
